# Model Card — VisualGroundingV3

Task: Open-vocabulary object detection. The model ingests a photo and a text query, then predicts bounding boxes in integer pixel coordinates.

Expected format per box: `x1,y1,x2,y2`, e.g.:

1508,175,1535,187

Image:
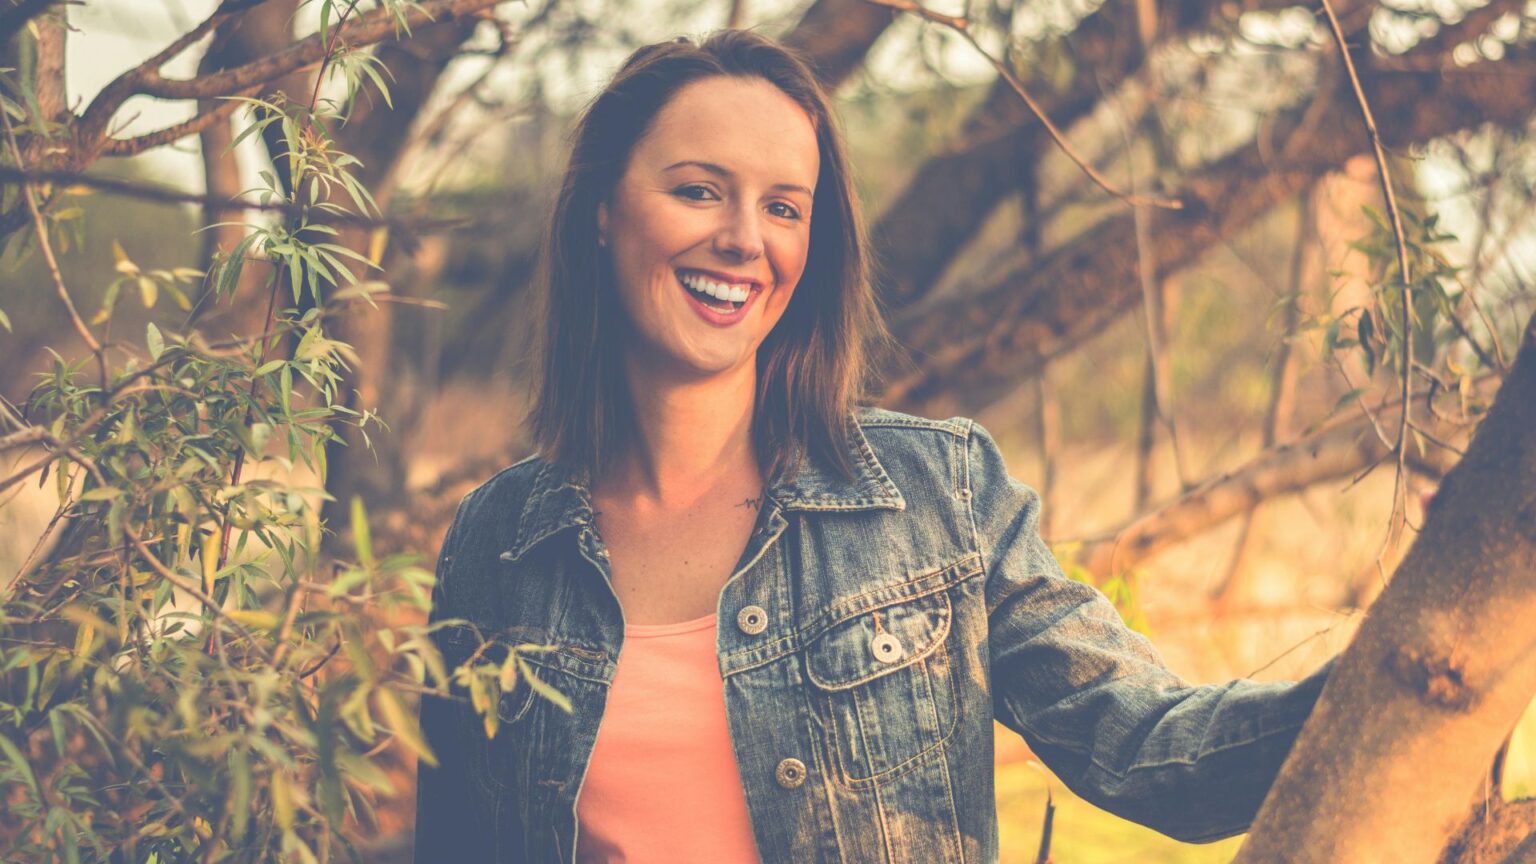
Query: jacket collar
501,415,905,563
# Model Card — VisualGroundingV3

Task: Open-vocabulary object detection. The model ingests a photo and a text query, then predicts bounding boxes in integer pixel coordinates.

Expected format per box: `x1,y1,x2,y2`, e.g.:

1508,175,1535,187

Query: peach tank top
574,613,762,864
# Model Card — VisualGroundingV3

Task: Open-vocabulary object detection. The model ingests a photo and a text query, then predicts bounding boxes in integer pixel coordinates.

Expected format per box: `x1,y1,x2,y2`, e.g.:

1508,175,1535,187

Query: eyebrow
663,160,813,198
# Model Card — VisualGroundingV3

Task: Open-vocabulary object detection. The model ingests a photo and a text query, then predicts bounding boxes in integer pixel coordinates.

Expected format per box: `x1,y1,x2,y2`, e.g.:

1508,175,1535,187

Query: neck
603,358,761,506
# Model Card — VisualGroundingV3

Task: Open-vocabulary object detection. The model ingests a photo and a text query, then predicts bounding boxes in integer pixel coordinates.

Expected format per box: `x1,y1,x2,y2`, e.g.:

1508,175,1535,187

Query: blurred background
3,0,1536,859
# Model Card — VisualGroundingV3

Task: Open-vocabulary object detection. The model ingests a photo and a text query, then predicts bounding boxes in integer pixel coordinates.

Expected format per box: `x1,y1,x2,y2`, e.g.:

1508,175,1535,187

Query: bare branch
101,85,259,156
1,99,105,384
866,0,1183,211
1071,378,1481,581
74,0,507,161
1319,0,1417,557
0,165,472,232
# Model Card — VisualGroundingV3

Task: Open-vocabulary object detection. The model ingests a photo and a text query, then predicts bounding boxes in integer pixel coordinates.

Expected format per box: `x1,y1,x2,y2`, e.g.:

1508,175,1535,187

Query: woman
414,29,1332,864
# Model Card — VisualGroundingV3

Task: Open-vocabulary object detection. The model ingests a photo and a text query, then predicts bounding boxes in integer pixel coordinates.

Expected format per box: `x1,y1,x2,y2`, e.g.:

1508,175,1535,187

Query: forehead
631,76,820,186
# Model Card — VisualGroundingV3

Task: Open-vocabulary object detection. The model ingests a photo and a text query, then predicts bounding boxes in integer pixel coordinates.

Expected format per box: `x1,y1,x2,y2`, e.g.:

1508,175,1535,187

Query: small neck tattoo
737,496,763,510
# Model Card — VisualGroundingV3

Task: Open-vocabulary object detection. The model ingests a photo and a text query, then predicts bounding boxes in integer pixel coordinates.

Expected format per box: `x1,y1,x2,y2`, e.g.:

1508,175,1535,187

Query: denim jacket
414,407,1331,863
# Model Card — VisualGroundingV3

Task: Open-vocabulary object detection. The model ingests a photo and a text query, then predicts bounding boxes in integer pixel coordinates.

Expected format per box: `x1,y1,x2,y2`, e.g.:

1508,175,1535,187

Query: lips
675,269,762,326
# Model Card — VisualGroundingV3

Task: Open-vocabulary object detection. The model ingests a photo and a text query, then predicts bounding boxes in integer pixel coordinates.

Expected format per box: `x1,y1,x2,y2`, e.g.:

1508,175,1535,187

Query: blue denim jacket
414,407,1331,862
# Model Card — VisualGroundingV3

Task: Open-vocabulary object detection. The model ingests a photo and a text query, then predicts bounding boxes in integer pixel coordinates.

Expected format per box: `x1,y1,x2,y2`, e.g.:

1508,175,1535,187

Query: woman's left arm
966,420,1333,843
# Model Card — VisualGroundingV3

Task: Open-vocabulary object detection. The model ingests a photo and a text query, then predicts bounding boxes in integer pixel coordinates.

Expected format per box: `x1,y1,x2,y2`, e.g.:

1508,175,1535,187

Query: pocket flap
805,591,952,690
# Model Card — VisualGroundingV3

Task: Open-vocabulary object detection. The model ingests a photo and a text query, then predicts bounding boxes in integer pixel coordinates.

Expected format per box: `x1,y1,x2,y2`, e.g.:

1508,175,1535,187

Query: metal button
871,633,904,663
775,757,807,789
737,605,768,635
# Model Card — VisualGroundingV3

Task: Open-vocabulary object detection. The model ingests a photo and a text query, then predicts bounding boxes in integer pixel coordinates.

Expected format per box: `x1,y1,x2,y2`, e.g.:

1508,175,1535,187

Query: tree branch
867,0,1182,210
101,85,259,156
1070,379,1477,581
878,48,1536,415
73,0,506,162
1320,0,1418,564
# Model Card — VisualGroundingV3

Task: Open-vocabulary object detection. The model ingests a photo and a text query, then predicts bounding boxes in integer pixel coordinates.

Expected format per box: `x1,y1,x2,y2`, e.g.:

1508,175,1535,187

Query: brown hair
527,29,886,483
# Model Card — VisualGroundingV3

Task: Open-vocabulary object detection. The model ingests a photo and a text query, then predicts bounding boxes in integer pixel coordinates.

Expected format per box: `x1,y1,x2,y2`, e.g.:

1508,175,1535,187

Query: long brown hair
528,29,886,483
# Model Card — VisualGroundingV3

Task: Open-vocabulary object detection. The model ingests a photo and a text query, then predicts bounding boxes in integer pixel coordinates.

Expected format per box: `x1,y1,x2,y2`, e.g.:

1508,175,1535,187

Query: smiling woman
414,29,1334,864
597,75,817,380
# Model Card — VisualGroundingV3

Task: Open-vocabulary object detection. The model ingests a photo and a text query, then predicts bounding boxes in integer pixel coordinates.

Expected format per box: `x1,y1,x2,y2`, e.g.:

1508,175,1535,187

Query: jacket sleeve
968,420,1332,842
414,492,495,862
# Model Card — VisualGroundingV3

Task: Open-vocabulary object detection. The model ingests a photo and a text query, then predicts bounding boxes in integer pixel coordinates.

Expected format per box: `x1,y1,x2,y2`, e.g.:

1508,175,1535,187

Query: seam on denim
855,404,967,428
961,421,985,592
934,727,965,863
873,765,898,863
797,556,983,643
830,728,954,790
856,414,969,437
517,650,609,686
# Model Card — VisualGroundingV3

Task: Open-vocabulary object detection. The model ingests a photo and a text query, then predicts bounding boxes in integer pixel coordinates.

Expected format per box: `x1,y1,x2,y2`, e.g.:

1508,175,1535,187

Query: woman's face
598,75,820,382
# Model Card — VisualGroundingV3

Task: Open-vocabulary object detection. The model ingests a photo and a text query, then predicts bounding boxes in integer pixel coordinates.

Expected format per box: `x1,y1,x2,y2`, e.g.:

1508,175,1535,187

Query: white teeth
680,272,751,304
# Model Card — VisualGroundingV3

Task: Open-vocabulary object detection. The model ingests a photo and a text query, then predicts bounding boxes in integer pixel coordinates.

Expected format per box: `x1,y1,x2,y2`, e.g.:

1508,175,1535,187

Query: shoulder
445,452,549,545
849,406,980,492
853,407,1022,490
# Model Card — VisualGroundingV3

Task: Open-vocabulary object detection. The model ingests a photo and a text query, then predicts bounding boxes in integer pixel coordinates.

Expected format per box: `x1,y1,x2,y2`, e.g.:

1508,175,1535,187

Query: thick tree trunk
1236,315,1536,863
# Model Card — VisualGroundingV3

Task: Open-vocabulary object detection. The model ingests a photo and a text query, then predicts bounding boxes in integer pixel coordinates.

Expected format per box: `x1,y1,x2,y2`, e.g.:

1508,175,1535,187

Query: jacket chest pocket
803,589,959,787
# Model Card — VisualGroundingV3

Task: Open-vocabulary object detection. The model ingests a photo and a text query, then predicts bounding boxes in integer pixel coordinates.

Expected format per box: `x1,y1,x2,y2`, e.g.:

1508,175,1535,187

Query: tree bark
780,0,896,89
1236,315,1536,863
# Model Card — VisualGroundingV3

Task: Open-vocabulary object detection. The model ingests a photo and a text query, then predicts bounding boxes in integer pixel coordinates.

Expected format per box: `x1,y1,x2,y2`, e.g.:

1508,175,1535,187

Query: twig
1318,0,1414,554
1,103,108,391
1213,188,1313,607
76,0,506,155
103,85,261,156
865,0,1183,211
0,165,472,231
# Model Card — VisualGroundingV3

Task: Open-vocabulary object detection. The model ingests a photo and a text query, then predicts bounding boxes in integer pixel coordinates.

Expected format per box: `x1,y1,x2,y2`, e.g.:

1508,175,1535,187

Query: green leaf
137,275,158,308
0,733,40,800
517,655,573,713
229,745,251,842
146,322,164,361
351,495,373,569
373,687,436,767
112,239,138,275
0,306,10,332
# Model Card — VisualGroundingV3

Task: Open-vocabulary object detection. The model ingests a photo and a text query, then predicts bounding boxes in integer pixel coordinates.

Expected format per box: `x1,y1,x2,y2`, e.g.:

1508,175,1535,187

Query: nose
713,202,764,263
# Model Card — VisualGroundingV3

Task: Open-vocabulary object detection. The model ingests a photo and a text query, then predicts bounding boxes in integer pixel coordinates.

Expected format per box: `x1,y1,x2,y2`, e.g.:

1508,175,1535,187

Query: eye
674,184,719,202
768,201,802,220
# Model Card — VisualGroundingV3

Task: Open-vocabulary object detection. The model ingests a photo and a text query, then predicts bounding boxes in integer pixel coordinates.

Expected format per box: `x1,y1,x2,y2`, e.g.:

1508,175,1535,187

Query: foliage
0,3,563,861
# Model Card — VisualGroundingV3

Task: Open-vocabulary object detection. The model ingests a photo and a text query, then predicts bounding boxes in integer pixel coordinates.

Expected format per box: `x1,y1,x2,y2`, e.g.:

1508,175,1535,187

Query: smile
676,269,762,325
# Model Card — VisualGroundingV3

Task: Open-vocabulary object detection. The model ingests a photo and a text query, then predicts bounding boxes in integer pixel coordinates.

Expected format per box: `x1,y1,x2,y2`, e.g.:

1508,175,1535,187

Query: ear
596,201,609,248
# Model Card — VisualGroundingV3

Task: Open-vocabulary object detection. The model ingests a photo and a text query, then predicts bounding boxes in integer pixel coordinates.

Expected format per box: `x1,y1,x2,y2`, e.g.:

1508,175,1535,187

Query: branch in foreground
1070,385,1473,581
1236,315,1536,863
